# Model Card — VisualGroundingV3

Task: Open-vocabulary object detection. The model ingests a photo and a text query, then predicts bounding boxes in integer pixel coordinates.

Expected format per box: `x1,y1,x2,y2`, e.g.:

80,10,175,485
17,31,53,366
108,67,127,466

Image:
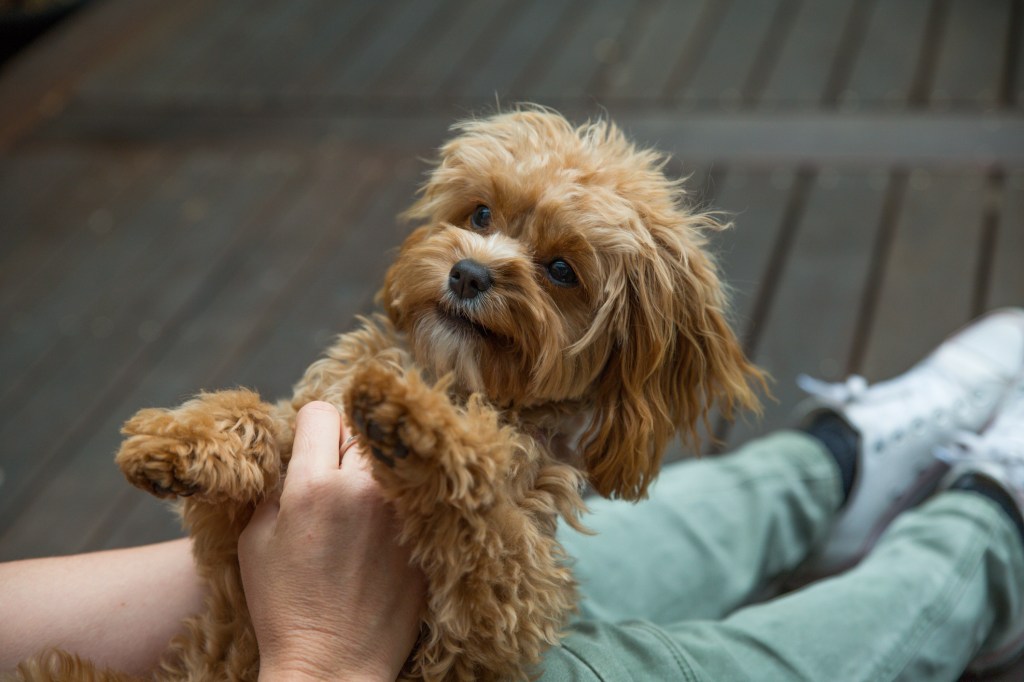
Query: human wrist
258,660,390,682
258,642,394,682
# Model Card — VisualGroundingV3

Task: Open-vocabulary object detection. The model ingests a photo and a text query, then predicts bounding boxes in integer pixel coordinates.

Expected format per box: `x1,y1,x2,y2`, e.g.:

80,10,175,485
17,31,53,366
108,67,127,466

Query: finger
340,443,373,478
340,440,372,476
286,401,343,484
337,419,357,459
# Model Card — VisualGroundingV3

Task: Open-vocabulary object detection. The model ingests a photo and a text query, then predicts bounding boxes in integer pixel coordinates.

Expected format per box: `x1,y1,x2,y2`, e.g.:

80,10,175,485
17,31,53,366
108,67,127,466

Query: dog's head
382,108,763,499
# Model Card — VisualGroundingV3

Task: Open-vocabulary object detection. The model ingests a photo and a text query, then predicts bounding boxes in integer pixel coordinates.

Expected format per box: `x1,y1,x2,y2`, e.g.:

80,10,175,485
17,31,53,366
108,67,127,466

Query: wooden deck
0,0,1022,676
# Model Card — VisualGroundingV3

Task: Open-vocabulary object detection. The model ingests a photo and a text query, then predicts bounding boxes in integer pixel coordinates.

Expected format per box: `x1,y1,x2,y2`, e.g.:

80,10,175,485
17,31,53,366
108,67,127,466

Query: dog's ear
379,225,432,325
581,216,765,501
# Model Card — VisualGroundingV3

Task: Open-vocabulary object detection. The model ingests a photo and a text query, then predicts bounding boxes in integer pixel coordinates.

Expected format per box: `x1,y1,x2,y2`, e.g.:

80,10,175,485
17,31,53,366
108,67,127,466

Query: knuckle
282,471,337,507
297,401,339,419
346,469,385,504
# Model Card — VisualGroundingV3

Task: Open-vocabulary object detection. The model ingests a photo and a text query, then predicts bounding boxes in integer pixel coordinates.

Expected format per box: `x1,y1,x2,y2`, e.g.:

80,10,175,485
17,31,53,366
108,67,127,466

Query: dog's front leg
116,389,283,506
113,389,291,681
345,360,582,682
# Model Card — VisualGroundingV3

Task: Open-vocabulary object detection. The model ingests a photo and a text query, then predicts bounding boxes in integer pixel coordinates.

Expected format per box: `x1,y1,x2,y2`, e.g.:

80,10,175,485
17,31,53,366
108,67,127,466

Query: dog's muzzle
448,259,493,300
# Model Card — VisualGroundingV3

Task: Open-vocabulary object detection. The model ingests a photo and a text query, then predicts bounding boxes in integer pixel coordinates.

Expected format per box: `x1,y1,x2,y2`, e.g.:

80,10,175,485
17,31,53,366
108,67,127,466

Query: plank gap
846,169,908,374
1001,0,1024,106
821,0,878,108
659,0,730,103
741,0,802,108
972,169,1004,317
908,0,950,107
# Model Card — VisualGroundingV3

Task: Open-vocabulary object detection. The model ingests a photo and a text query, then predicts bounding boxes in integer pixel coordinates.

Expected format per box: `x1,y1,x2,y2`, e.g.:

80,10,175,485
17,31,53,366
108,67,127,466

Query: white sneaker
797,308,1024,578
936,374,1024,674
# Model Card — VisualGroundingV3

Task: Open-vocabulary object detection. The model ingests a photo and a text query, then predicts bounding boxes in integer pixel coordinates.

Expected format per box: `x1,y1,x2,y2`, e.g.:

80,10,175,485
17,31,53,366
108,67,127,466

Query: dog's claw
150,481,200,498
362,419,409,464
371,446,396,468
367,421,387,442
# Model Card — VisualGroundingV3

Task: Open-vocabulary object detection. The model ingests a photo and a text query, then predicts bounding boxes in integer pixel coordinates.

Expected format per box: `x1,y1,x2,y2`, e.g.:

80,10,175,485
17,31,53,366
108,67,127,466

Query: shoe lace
798,368,991,451
797,374,870,403
936,430,1024,486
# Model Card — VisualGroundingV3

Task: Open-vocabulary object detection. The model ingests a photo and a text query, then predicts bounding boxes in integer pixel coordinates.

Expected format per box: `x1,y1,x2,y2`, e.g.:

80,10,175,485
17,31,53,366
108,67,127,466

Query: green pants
544,431,1024,681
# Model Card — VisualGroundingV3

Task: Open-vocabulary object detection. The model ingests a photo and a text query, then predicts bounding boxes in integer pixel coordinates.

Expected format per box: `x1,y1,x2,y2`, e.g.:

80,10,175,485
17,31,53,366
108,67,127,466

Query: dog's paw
344,361,445,475
116,411,205,499
115,390,279,502
349,408,408,469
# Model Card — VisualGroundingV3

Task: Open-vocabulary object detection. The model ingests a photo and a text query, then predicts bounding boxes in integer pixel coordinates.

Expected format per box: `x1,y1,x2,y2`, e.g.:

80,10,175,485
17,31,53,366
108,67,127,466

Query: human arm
0,537,205,676
238,401,426,682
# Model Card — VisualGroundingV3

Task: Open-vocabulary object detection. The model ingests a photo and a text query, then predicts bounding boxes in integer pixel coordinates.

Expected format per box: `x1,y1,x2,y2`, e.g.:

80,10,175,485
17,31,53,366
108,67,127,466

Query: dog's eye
547,259,578,287
471,205,492,230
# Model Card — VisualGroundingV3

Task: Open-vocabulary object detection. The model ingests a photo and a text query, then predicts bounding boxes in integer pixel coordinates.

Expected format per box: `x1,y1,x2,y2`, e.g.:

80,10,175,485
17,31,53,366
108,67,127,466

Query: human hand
239,401,426,682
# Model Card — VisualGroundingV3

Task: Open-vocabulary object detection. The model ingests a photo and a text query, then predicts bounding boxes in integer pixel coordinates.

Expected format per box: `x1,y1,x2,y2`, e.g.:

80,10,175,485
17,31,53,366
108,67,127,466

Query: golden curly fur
14,107,763,682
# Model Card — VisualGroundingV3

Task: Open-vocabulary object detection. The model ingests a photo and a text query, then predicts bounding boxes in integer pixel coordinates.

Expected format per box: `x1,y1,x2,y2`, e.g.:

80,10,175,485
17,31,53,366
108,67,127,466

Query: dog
18,107,763,681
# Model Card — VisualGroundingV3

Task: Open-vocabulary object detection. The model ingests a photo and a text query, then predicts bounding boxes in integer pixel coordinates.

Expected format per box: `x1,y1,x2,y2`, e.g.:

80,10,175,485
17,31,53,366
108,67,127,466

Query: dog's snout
448,259,493,300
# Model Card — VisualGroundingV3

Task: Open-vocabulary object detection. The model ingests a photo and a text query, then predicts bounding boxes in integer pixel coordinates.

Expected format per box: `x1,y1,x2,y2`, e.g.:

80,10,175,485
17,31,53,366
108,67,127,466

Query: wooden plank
0,148,93,273
228,162,424,397
930,0,1013,109
89,160,422,553
619,112,1024,166
321,0,441,97
271,1,377,97
0,0,197,150
860,170,988,381
283,1,404,99
707,169,797,337
0,150,383,559
672,0,785,108
0,152,303,539
447,0,574,101
727,170,888,447
1016,0,1024,107
988,172,1024,309
156,0,282,102
602,0,706,101
581,0,658,100
0,152,198,407
371,0,511,100
758,0,858,109
95,494,183,551
517,0,636,102
0,151,164,344
739,0,804,108
842,0,933,108
76,0,212,99
197,0,322,100
818,0,877,107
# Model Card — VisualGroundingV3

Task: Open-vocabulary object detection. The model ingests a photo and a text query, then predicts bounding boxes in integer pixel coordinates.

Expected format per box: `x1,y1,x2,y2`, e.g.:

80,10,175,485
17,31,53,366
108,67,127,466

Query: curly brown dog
16,107,763,681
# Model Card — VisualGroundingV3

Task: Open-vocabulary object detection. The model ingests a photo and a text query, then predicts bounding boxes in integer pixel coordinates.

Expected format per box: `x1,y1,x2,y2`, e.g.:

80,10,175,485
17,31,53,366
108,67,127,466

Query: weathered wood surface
0,1,1021,677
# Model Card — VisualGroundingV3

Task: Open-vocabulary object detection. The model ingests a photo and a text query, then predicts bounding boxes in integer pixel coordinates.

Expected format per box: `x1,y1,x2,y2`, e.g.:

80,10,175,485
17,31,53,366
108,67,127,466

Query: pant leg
560,431,843,624
647,491,1024,682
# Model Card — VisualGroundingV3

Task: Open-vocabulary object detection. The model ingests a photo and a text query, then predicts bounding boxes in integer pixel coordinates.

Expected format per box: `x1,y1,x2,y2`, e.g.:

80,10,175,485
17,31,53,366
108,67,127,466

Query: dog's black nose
448,259,493,300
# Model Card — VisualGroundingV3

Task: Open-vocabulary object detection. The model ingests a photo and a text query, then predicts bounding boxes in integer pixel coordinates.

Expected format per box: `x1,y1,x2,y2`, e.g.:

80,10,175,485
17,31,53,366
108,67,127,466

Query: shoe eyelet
893,430,904,442
913,418,925,433
874,441,885,453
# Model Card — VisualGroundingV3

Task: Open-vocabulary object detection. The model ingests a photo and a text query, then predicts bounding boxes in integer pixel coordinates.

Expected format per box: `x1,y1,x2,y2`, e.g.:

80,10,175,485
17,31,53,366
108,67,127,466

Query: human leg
937,372,1024,672
561,431,842,624
799,308,1024,576
653,489,1024,682
562,308,1024,626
